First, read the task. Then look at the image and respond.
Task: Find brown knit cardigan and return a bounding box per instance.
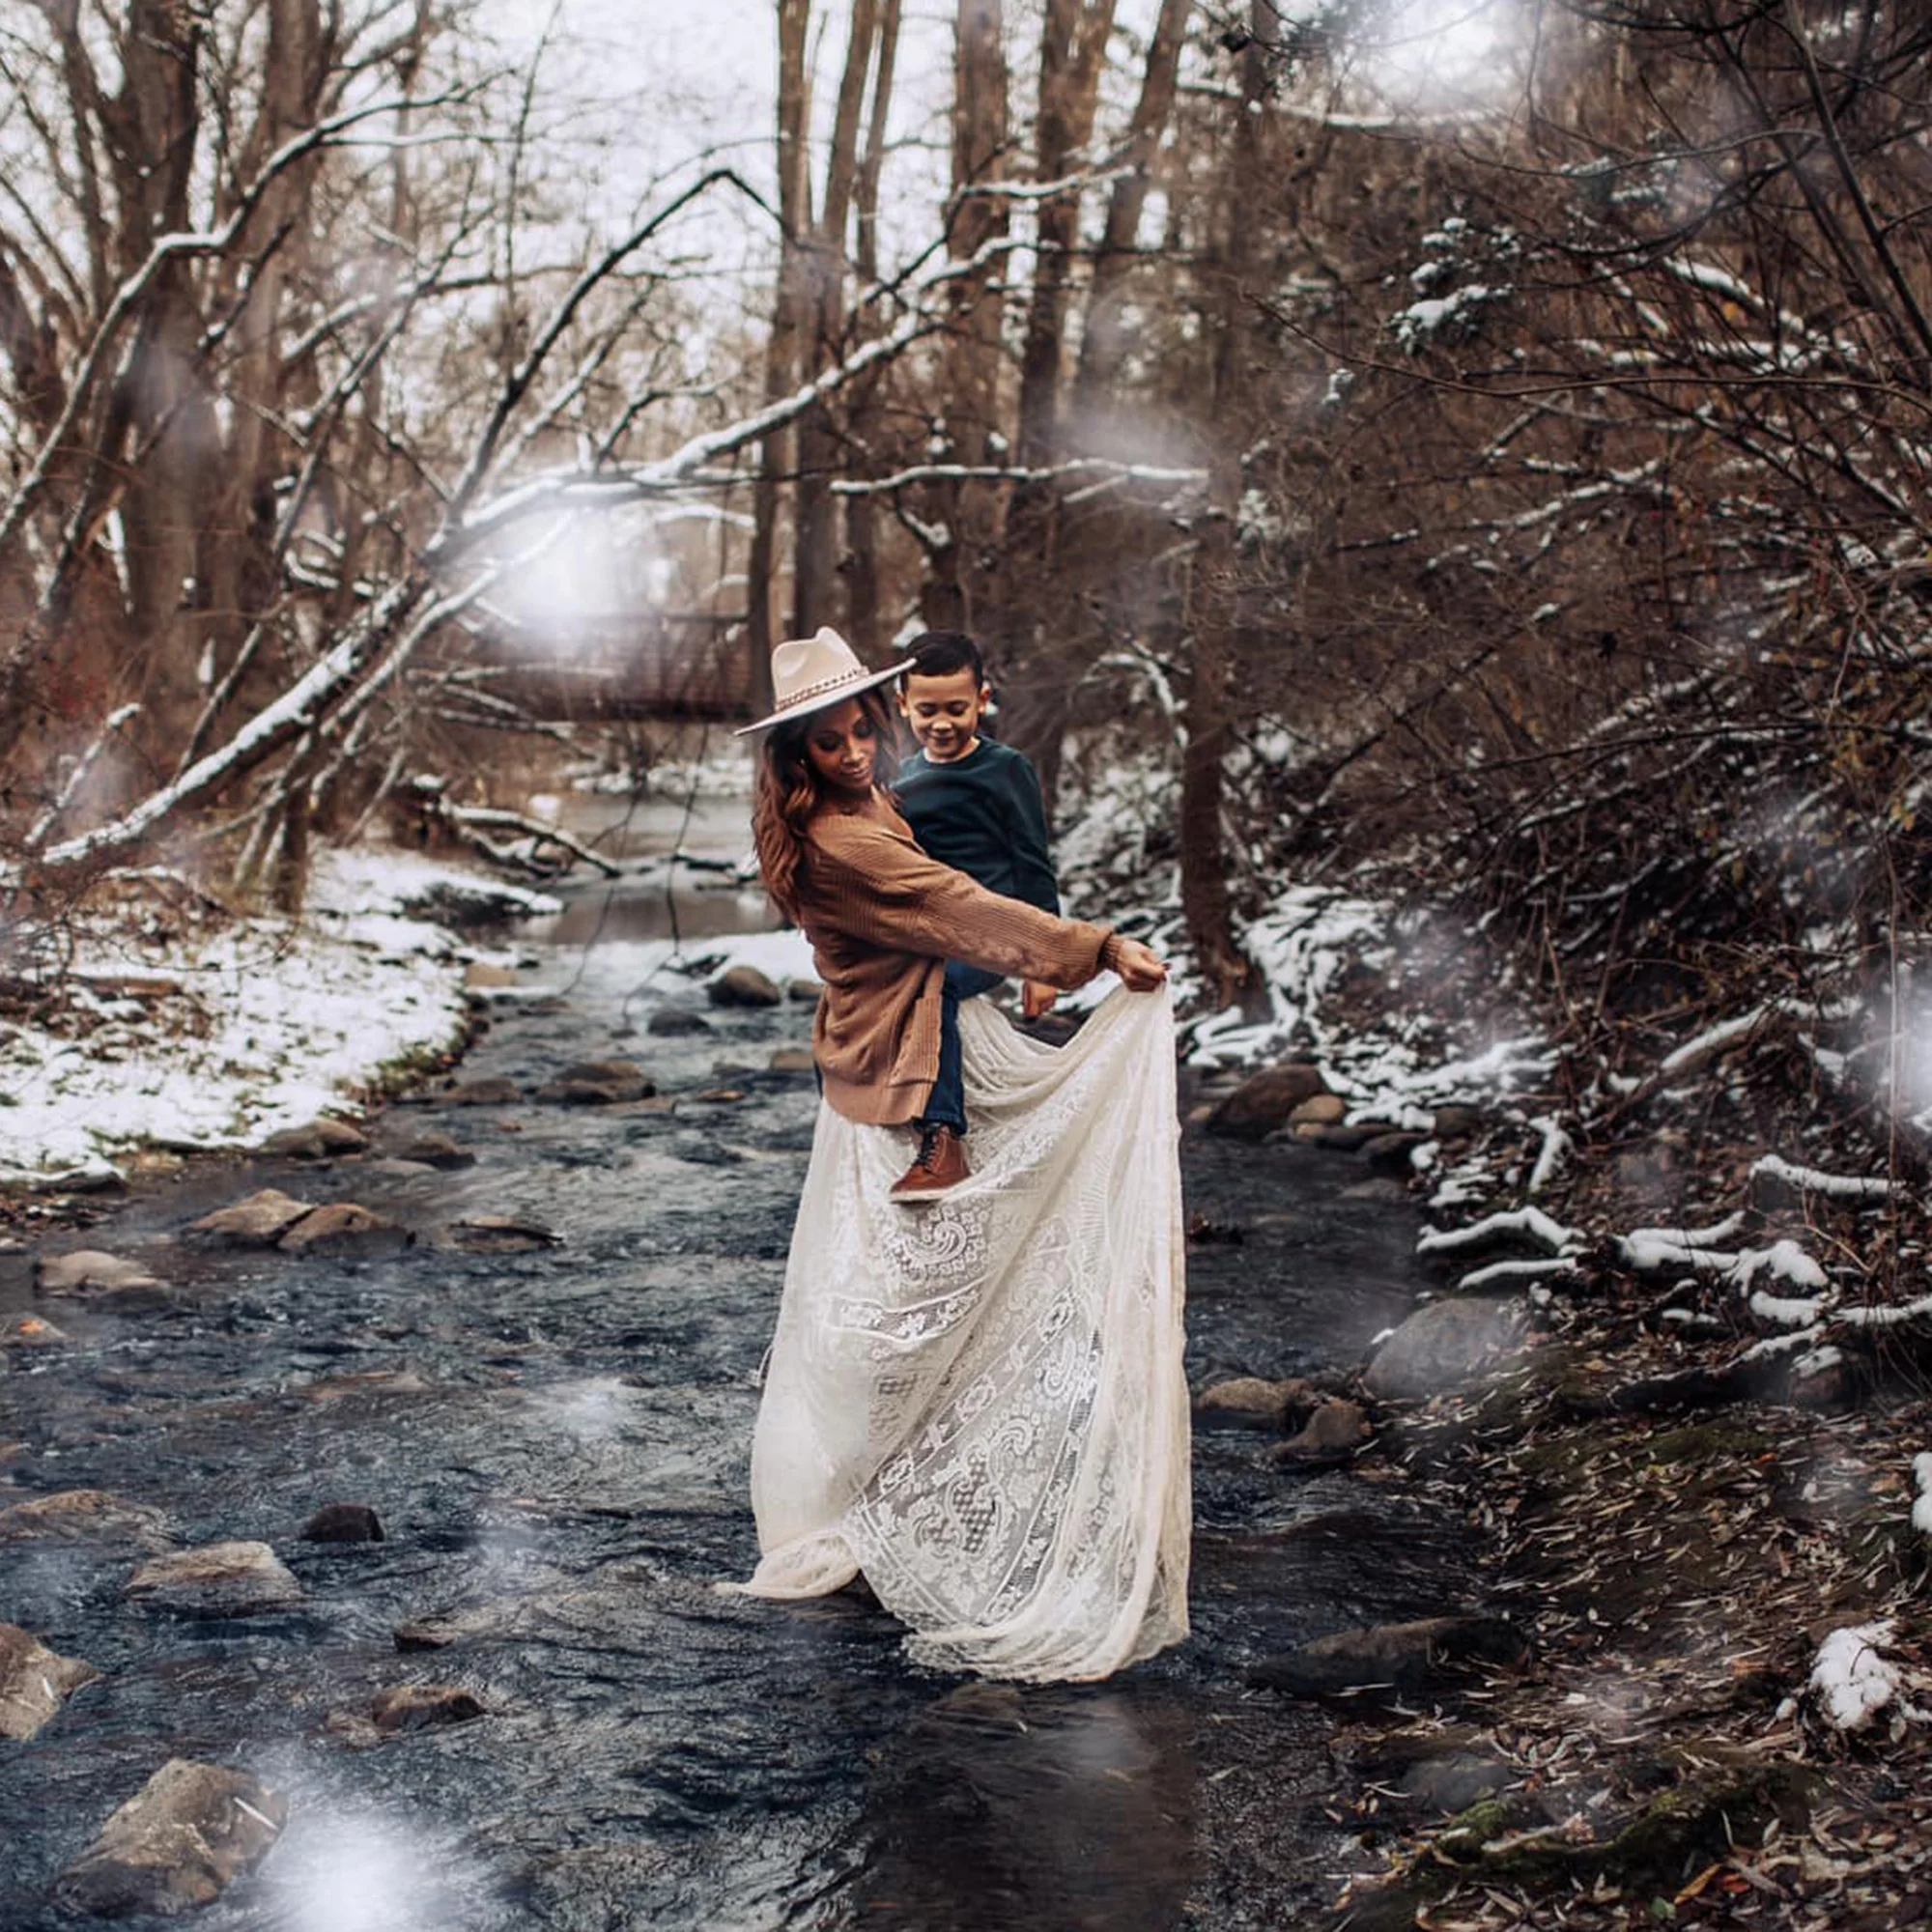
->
[790,789,1115,1126]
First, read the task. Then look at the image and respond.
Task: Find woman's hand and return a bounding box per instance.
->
[1109,936,1168,991]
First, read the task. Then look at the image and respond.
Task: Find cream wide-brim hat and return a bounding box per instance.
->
[734,626,914,735]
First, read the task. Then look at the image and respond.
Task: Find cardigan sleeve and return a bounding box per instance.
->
[809,812,1109,989]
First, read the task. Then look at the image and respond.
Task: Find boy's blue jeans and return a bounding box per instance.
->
[922,962,1004,1135]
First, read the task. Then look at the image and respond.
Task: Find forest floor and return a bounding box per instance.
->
[1286,970,1932,1932]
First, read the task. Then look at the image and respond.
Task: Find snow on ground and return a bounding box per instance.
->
[1806,1622,1907,1734]
[0,848,549,1187]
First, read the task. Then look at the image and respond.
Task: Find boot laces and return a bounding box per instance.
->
[915,1125,946,1172]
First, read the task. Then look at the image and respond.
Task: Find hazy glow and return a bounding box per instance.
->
[287,1818,454,1932]
[1351,0,1523,109]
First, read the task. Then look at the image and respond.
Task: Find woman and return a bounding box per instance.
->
[733,627,1191,1683]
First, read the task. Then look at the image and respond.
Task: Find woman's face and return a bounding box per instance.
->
[802,698,882,798]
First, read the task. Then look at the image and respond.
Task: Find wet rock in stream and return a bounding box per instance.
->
[0,1620,101,1738]
[259,1116,369,1159]
[184,1188,315,1247]
[1193,1375,1316,1427]
[55,1758,286,1918]
[276,1201,410,1256]
[1248,1612,1524,1701]
[298,1502,385,1543]
[1204,1063,1330,1139]
[126,1540,303,1617]
[0,1488,173,1551]
[707,964,781,1007]
[1362,1291,1533,1400]
[646,1005,712,1036]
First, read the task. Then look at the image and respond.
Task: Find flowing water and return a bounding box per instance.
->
[0,818,1480,1932]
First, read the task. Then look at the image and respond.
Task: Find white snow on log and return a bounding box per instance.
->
[1749,1290,1829,1327]
[1740,1326,1825,1360]
[1836,1293,1932,1329]
[1808,1622,1900,1733]
[1912,1455,1932,1537]
[1619,1229,1830,1323]
[1751,1152,1896,1200]
[1458,1257,1577,1293]
[1526,1115,1571,1196]
[1417,1206,1583,1258]
[1657,1003,1782,1078]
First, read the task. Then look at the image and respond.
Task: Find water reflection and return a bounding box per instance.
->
[850,1683,1195,1931]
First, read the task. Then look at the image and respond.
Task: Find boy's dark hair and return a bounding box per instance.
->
[902,631,984,687]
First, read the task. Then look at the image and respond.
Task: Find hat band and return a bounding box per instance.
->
[773,665,880,714]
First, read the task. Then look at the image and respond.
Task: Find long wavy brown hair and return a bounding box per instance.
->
[751,686,901,923]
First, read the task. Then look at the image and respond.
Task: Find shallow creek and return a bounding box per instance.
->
[0,844,1481,1931]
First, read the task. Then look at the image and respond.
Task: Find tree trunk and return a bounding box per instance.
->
[1181,3,1268,1009]
[921,0,1009,631]
[748,0,813,702]
[842,0,902,654]
[792,0,879,640]
[1070,0,1190,416]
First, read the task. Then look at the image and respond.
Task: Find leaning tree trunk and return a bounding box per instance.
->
[1180,3,1269,1009]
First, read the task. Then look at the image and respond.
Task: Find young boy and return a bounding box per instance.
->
[889,631,1062,1201]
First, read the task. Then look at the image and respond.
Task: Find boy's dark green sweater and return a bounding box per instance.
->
[895,739,1061,916]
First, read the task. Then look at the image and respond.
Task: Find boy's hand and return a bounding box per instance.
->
[1022,980,1059,1019]
[1110,938,1168,991]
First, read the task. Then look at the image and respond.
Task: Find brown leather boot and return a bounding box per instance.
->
[890,1124,970,1201]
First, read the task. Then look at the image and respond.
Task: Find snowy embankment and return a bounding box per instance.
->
[0,849,553,1189]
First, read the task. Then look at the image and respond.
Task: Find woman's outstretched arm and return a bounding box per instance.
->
[808,812,1165,992]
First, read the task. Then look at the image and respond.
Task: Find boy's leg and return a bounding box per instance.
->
[924,962,1003,1136]
[893,962,1001,1201]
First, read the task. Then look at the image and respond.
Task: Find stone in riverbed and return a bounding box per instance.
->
[35,1249,170,1311]
[185,1189,315,1247]
[646,1005,712,1037]
[389,1132,475,1170]
[278,1203,411,1256]
[436,1076,524,1107]
[1247,1615,1524,1700]
[55,1758,286,1918]
[709,965,781,1008]
[0,1622,100,1739]
[371,1683,487,1733]
[1273,1398,1373,1466]
[434,1214,561,1254]
[259,1117,369,1159]
[1363,1294,1531,1402]
[1193,1376,1315,1427]
[3,1312,70,1349]
[536,1059,654,1104]
[0,1489,173,1551]
[1362,1130,1430,1177]
[767,1046,816,1075]
[1205,1065,1329,1141]
[299,1503,384,1544]
[1290,1094,1348,1127]
[126,1541,302,1617]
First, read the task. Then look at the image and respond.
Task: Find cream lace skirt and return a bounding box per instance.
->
[737,984,1191,1683]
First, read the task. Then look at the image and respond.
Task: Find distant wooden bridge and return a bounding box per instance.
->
[470,611,757,724]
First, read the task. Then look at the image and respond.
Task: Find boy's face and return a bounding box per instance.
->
[899,668,990,764]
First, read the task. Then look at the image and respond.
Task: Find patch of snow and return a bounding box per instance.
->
[1808,1622,1900,1733]
[1418,1206,1582,1257]
[0,909,470,1182]
[1913,1454,1932,1537]
[1751,1152,1896,1200]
